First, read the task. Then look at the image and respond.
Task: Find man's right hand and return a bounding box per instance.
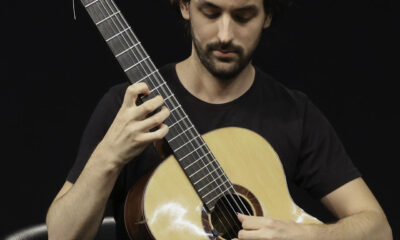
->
[95,82,170,168]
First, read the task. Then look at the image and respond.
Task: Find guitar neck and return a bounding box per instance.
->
[81,0,234,211]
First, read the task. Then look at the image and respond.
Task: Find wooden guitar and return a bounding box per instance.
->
[80,0,321,239]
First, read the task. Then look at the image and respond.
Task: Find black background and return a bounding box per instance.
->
[2,0,399,238]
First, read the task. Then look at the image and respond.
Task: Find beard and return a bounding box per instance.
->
[191,25,261,80]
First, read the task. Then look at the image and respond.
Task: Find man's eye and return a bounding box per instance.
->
[233,14,252,23]
[203,12,220,19]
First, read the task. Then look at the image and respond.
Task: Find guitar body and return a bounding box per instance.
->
[78,1,321,239]
[124,127,320,240]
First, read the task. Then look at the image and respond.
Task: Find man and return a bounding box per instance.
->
[46,0,392,239]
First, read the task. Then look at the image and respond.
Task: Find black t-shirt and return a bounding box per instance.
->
[67,63,360,239]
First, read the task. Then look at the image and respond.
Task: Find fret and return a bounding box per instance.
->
[205,187,232,205]
[115,49,148,73]
[194,166,220,185]
[198,173,227,192]
[124,68,146,85]
[174,131,197,152]
[84,0,99,8]
[191,163,224,184]
[169,115,188,129]
[106,34,136,57]
[164,95,177,110]
[121,61,150,81]
[165,95,180,111]
[140,74,157,88]
[124,56,150,72]
[168,125,194,142]
[115,42,141,58]
[149,82,166,94]
[184,152,211,170]
[188,159,219,178]
[189,161,213,178]
[135,69,158,84]
[172,133,200,155]
[164,94,174,102]
[179,143,206,161]
[170,104,187,117]
[98,17,129,38]
[96,11,121,25]
[169,104,180,113]
[81,0,235,211]
[106,27,131,42]
[202,179,231,198]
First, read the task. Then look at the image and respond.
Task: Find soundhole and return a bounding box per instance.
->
[210,193,253,239]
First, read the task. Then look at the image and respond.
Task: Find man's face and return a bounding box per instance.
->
[181,0,272,79]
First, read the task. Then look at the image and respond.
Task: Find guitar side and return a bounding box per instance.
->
[125,127,321,240]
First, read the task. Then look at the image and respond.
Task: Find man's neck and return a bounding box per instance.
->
[175,53,255,104]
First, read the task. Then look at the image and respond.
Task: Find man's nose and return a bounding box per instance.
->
[217,14,234,44]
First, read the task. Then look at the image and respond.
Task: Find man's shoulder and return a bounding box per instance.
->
[254,66,309,106]
[108,81,130,94]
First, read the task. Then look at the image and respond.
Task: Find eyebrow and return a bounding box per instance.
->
[232,5,259,15]
[197,0,259,13]
[197,1,221,11]
[232,5,259,16]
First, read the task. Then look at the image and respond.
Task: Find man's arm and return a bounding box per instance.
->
[313,177,392,240]
[46,83,170,240]
[45,150,123,240]
[234,177,392,240]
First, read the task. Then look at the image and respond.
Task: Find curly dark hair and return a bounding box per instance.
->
[169,0,293,19]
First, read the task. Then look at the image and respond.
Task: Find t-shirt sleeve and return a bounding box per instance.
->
[66,84,127,183]
[294,96,361,199]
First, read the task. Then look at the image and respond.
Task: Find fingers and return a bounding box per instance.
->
[122,82,150,108]
[238,213,273,230]
[138,106,170,131]
[134,95,165,119]
[121,82,170,143]
[236,229,264,240]
[140,123,169,143]
[234,214,287,240]
[123,82,166,120]
[133,106,170,143]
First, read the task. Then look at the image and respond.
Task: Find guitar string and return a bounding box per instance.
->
[91,2,237,237]
[91,0,248,235]
[72,0,77,20]
[114,1,253,220]
[91,0,242,232]
[96,0,249,228]
[96,1,244,232]
[98,0,251,231]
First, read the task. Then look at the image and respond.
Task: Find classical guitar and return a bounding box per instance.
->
[80,0,321,239]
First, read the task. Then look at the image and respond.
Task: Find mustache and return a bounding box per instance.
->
[206,42,243,55]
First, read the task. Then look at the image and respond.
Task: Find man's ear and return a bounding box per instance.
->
[180,0,190,20]
[263,14,273,29]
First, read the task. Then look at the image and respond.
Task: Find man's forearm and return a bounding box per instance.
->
[307,211,392,240]
[46,148,123,240]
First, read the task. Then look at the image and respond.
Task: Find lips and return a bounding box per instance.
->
[213,50,236,58]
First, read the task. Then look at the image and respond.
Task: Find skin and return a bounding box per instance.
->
[46,84,171,239]
[177,1,392,239]
[46,0,393,239]
[176,0,272,104]
[233,178,392,240]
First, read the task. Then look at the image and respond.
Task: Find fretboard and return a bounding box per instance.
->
[81,0,235,211]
